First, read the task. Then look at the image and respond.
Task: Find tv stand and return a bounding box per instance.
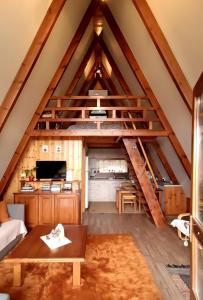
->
[14,191,81,228]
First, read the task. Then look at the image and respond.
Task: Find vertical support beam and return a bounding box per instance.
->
[0,0,67,132]
[100,1,191,178]
[131,0,192,112]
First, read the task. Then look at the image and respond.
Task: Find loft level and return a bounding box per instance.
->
[32,95,166,136]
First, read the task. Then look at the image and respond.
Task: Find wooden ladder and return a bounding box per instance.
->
[121,146,152,217]
[123,138,166,228]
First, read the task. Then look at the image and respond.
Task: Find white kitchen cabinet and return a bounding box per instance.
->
[88,180,124,202]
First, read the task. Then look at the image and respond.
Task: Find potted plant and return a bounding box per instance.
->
[24,167,36,182]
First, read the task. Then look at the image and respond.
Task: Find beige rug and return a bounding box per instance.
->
[0,235,163,300]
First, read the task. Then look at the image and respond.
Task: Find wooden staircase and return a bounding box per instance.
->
[121,143,156,219]
[122,138,166,228]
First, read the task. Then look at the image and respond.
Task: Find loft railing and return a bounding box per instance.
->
[31,95,168,137]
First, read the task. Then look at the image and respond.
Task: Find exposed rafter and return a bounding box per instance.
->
[99,0,191,178]
[131,0,193,112]
[0,0,67,132]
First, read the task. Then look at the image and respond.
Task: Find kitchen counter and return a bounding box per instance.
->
[88,179,129,202]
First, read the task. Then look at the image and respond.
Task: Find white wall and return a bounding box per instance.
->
[54,21,94,95]
[0,0,91,179]
[103,21,144,96]
[147,0,203,87]
[0,0,52,103]
[157,137,191,197]
[88,148,125,159]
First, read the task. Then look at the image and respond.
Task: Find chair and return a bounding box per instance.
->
[170,213,190,246]
[122,193,137,212]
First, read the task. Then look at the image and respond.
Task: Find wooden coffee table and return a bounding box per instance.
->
[4,225,87,287]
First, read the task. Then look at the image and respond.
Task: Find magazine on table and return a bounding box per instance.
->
[40,224,72,250]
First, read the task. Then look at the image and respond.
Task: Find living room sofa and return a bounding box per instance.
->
[0,204,27,259]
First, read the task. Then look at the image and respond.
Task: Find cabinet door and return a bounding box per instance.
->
[39,195,55,225]
[14,194,39,227]
[163,185,186,215]
[54,194,80,224]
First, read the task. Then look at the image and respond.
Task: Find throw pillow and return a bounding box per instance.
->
[0,200,10,223]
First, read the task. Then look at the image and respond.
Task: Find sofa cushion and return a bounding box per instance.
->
[0,201,10,224]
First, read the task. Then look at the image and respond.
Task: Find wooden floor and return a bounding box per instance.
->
[82,211,190,300]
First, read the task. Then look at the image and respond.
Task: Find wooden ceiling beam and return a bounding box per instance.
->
[0,0,98,196]
[0,0,67,132]
[100,1,191,178]
[131,0,192,112]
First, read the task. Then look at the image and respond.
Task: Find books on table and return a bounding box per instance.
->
[21,184,35,192]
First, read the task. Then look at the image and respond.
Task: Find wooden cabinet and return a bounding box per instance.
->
[14,193,39,227]
[39,194,55,225]
[55,194,80,224]
[163,185,186,215]
[14,191,80,227]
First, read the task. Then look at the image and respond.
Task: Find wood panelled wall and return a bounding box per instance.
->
[3,138,83,203]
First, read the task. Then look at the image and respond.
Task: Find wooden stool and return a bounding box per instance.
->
[122,194,137,212]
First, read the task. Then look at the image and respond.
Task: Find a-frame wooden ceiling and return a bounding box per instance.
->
[0,0,192,196]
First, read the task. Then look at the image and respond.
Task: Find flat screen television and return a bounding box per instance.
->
[36,160,66,180]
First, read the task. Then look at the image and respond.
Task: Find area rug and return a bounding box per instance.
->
[0,235,162,300]
[166,264,190,299]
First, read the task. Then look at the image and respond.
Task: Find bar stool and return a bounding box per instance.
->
[122,193,137,212]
